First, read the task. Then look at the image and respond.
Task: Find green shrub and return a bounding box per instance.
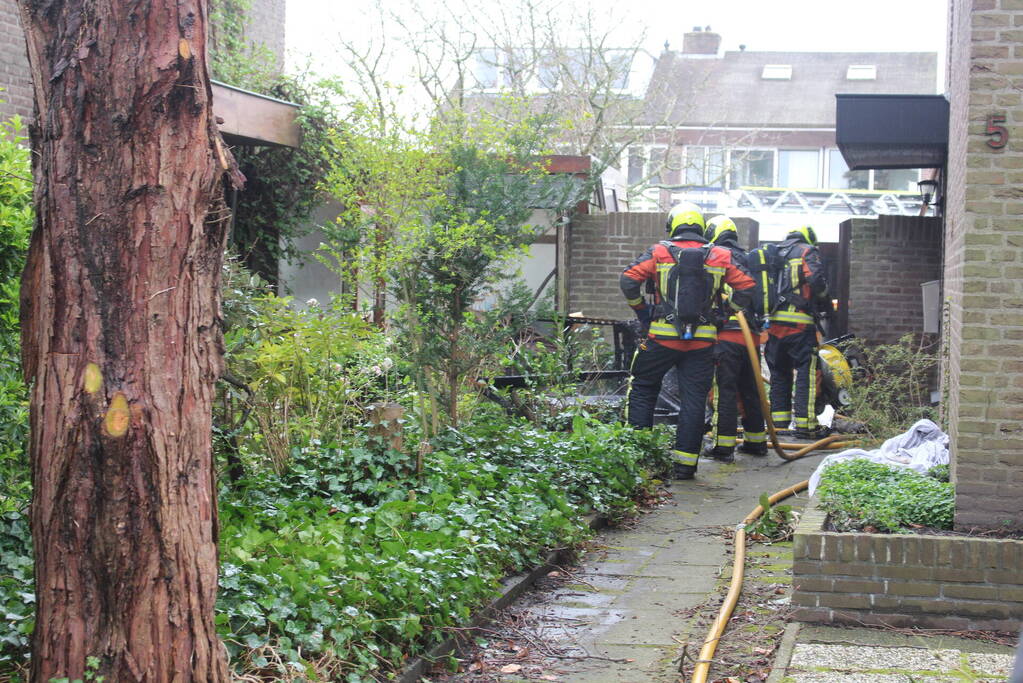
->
[843,334,937,440]
[0,113,31,509]
[0,112,33,676]
[216,411,668,680]
[817,459,953,533]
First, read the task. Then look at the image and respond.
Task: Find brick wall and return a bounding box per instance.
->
[567,213,757,319]
[242,0,286,73]
[944,0,1023,530]
[0,0,32,121]
[792,502,1023,630]
[846,216,943,344]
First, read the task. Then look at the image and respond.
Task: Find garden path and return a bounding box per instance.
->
[444,449,825,682]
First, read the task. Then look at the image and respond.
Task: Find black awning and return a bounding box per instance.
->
[836,94,949,170]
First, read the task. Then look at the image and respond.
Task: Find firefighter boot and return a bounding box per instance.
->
[794,425,832,441]
[705,446,735,463]
[672,463,697,480]
[738,441,769,456]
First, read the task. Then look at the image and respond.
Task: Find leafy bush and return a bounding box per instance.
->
[217,267,397,471]
[0,113,31,509]
[0,112,33,676]
[0,511,32,675]
[817,459,953,533]
[216,411,668,680]
[843,334,937,440]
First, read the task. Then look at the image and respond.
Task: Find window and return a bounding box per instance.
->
[873,168,920,192]
[685,146,725,187]
[663,149,683,186]
[729,150,775,188]
[846,65,877,80]
[501,48,530,89]
[648,147,666,185]
[473,48,499,89]
[827,149,868,189]
[779,150,820,189]
[606,50,632,90]
[627,147,646,185]
[761,64,792,80]
[826,150,919,191]
[537,52,560,90]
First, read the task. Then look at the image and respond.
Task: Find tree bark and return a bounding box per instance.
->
[16,1,240,680]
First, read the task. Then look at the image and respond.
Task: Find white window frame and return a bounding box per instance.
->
[777,148,824,189]
[761,64,793,80]
[846,65,877,80]
[725,147,777,190]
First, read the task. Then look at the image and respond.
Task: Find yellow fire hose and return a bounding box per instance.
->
[688,312,867,682]
[689,479,809,683]
[735,311,859,460]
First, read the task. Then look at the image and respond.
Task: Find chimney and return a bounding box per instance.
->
[682,30,721,55]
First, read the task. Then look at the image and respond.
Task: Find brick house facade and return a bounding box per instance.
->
[945,0,1023,529]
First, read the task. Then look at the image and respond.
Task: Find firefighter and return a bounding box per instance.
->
[766,225,830,440]
[620,202,755,479]
[702,216,768,462]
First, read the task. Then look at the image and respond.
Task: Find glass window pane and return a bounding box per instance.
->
[628,147,645,185]
[538,51,560,90]
[685,146,706,185]
[474,48,499,89]
[730,150,775,188]
[779,150,819,188]
[607,50,631,90]
[828,150,869,189]
[664,149,682,186]
[648,147,666,185]
[707,147,726,187]
[502,48,529,89]
[873,168,920,192]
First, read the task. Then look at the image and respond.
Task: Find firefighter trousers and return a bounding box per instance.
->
[712,339,767,449]
[626,340,714,468]
[765,326,818,430]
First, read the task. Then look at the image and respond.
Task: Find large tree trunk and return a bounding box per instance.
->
[17,1,240,680]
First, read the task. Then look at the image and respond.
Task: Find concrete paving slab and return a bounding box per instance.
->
[965,652,1016,676]
[558,643,679,683]
[784,673,949,682]
[789,644,960,672]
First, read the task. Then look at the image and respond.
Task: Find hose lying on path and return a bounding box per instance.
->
[689,479,810,683]
[735,311,861,461]
[687,314,867,681]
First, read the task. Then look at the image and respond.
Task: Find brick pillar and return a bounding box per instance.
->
[945,0,1023,529]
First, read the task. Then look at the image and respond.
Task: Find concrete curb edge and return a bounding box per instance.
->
[765,621,802,683]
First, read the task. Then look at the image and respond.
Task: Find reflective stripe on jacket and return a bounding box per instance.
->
[770,241,827,326]
[620,237,755,342]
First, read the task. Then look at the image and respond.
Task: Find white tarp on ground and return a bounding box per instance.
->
[807,419,950,496]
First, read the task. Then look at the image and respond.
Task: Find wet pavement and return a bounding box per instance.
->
[442,449,826,682]
[432,443,1020,683]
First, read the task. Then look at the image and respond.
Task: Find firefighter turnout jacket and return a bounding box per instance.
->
[765,236,829,432]
[619,235,756,350]
[769,237,828,327]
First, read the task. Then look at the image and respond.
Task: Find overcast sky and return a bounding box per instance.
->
[286,0,949,91]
